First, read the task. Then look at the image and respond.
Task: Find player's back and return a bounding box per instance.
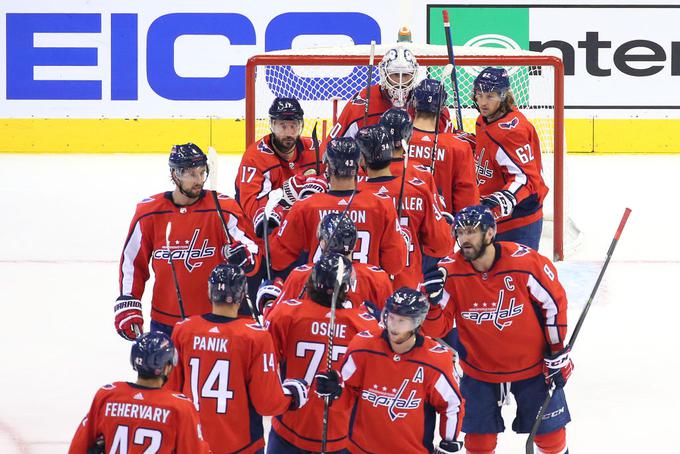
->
[274,263,392,312]
[272,189,406,275]
[68,381,209,454]
[168,314,291,453]
[267,298,379,452]
[341,332,461,454]
[408,128,479,213]
[358,166,452,288]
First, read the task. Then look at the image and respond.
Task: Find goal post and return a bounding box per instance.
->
[245,45,567,261]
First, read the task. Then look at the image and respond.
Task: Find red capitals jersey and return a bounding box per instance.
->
[341,331,464,454]
[269,189,407,276]
[166,314,293,454]
[275,262,393,311]
[408,128,480,214]
[422,242,568,383]
[119,191,259,326]
[358,167,452,289]
[325,85,451,143]
[266,298,379,452]
[236,134,319,221]
[69,381,210,454]
[474,108,549,233]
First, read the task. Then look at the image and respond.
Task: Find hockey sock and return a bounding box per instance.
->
[534,427,567,454]
[464,433,497,454]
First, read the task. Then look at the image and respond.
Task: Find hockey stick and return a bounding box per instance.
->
[262,188,284,281]
[396,138,410,220]
[442,10,463,132]
[312,122,321,175]
[362,41,376,127]
[525,208,632,454]
[321,256,346,454]
[165,222,187,319]
[211,191,263,325]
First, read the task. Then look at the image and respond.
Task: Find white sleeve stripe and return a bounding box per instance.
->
[440,290,451,310]
[227,213,259,254]
[434,374,462,440]
[527,274,560,344]
[495,146,527,194]
[256,171,272,200]
[121,222,143,295]
[341,355,357,381]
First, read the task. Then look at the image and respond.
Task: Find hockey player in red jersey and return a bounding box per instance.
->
[316,287,464,454]
[355,123,452,288]
[264,137,408,276]
[409,78,479,215]
[472,68,549,250]
[258,213,392,317]
[266,253,380,453]
[236,97,324,223]
[116,143,259,339]
[326,46,451,143]
[69,331,211,453]
[421,205,572,454]
[166,264,309,454]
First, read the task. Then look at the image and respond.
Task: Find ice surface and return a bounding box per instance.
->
[0,153,677,453]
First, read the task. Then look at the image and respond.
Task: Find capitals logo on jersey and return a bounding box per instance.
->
[499,117,520,130]
[474,148,494,184]
[460,289,524,331]
[361,378,423,421]
[152,228,216,272]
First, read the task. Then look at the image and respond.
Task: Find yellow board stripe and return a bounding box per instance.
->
[0,118,677,153]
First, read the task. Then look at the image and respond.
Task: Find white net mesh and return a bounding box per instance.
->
[248,44,580,259]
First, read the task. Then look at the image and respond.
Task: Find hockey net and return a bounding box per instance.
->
[245,44,581,261]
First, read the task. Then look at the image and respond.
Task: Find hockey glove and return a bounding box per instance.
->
[87,435,105,454]
[543,346,574,389]
[315,370,344,401]
[114,295,143,341]
[253,205,284,239]
[298,175,328,200]
[434,439,464,454]
[223,241,256,273]
[256,278,284,316]
[280,174,307,208]
[362,300,381,321]
[481,190,516,220]
[422,266,447,305]
[282,378,309,410]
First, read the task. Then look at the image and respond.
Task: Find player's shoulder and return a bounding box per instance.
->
[438,255,463,272]
[243,136,279,164]
[213,191,239,210]
[349,329,380,348]
[354,262,387,275]
[134,192,171,213]
[497,241,554,270]
[414,338,455,370]
[93,381,125,399]
[291,264,313,275]
[488,109,533,139]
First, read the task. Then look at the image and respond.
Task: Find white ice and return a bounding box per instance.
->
[0,153,677,453]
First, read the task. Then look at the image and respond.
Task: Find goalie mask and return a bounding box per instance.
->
[379,46,419,108]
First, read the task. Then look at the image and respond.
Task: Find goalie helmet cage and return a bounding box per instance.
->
[245,44,568,261]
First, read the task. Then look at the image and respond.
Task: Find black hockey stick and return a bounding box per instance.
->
[211,190,263,325]
[430,77,448,177]
[321,256,346,454]
[442,10,463,132]
[396,138,410,220]
[525,208,631,454]
[261,188,283,281]
[362,41,376,127]
[165,222,187,319]
[312,122,321,175]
